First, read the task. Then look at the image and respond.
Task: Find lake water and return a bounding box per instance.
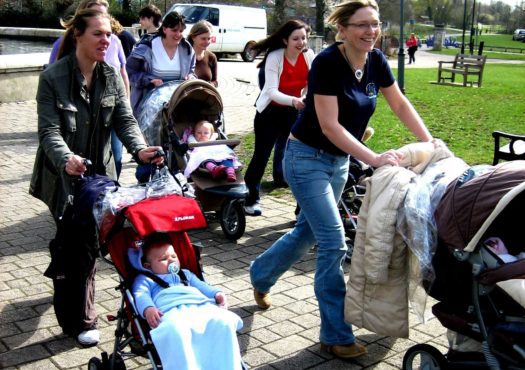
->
[0,37,54,55]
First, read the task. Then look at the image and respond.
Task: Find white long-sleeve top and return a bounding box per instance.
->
[255,48,315,113]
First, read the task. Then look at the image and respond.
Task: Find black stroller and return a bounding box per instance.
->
[402,160,525,370]
[338,127,375,262]
[137,80,249,240]
[339,157,373,262]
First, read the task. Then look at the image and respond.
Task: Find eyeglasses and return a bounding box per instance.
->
[345,22,382,31]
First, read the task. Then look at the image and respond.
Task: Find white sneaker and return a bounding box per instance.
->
[244,202,262,216]
[77,329,100,346]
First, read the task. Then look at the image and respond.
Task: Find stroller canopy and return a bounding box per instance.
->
[435,160,525,253]
[137,80,223,146]
[166,79,223,137]
[137,80,184,146]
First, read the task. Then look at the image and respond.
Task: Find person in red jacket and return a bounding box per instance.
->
[406,33,418,64]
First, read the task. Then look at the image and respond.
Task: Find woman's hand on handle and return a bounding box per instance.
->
[138,146,165,166]
[371,149,404,167]
[150,79,163,87]
[64,155,88,176]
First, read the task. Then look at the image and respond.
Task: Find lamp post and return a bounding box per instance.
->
[397,0,405,92]
[461,0,468,54]
[469,0,476,54]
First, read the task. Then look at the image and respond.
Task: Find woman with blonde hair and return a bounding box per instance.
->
[188,20,218,87]
[250,0,438,359]
[49,0,131,179]
[32,8,163,346]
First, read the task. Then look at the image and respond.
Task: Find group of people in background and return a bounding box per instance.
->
[31,0,441,364]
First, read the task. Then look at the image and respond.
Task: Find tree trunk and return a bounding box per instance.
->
[273,0,286,32]
[315,0,325,35]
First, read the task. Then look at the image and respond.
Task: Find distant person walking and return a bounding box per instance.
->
[112,17,136,58]
[406,33,418,64]
[138,4,162,40]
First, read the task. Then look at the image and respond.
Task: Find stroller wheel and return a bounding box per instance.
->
[402,344,447,370]
[219,200,246,240]
[109,353,126,370]
[88,357,104,370]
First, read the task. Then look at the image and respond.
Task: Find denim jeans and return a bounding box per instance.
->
[250,139,355,345]
[244,105,297,205]
[111,130,123,179]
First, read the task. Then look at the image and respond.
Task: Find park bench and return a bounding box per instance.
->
[492,131,525,164]
[437,54,487,87]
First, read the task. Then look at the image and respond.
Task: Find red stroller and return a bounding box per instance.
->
[403,160,525,370]
[88,193,208,370]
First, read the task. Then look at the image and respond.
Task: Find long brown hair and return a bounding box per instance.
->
[254,19,310,68]
[188,20,213,46]
[57,9,110,60]
[56,0,110,61]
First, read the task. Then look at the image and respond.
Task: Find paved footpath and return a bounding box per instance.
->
[0,57,451,369]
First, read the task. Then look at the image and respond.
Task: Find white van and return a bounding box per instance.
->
[167,3,267,62]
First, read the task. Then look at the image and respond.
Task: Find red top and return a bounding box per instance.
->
[272,52,308,106]
[406,36,418,48]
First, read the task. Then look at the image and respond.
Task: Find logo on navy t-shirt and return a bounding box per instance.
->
[366,83,377,99]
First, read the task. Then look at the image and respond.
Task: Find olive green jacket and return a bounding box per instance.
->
[29,53,147,219]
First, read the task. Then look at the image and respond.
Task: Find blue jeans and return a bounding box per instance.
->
[111,130,123,179]
[250,139,354,345]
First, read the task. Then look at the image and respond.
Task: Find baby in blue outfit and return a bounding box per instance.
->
[129,232,244,370]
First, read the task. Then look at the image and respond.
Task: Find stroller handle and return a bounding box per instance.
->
[188,139,240,149]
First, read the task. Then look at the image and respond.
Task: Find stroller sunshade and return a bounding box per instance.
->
[124,194,207,237]
[435,160,525,252]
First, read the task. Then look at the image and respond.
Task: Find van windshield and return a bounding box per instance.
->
[171,5,219,26]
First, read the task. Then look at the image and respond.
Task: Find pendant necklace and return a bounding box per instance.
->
[343,45,365,81]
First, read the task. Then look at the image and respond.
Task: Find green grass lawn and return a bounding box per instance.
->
[371,64,525,165]
[476,34,525,48]
[237,63,525,191]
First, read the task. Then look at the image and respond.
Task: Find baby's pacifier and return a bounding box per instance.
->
[168,261,180,274]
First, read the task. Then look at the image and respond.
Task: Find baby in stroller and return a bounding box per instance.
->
[128,232,244,370]
[183,119,242,182]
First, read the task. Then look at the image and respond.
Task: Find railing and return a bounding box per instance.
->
[475,45,525,54]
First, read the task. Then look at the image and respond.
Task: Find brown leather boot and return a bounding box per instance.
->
[320,342,367,359]
[253,289,271,309]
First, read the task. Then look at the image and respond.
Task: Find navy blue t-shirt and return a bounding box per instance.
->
[291,43,395,156]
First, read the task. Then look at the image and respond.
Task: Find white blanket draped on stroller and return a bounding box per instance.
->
[184,144,241,178]
[151,286,244,370]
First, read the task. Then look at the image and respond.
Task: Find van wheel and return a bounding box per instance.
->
[219,200,246,240]
[241,42,257,62]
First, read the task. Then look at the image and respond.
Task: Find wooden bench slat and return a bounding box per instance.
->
[437,54,487,87]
